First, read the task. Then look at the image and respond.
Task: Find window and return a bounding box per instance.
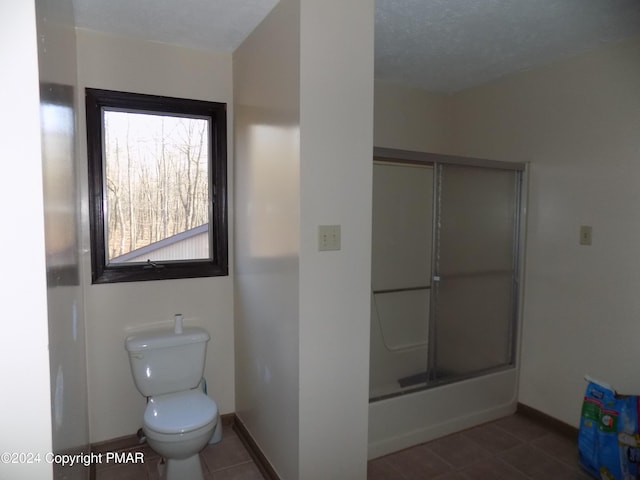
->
[86,88,228,283]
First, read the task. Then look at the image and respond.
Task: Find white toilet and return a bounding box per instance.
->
[125,326,218,480]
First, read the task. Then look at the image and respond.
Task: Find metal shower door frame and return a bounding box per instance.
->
[373,147,526,391]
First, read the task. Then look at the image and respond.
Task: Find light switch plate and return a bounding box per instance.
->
[318,225,341,251]
[579,225,592,246]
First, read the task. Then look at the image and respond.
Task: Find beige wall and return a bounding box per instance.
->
[0,2,54,479]
[234,0,300,478]
[374,81,451,153]
[76,29,235,443]
[235,1,374,478]
[449,36,640,426]
[298,0,374,477]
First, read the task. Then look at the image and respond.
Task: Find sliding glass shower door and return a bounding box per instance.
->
[429,163,521,384]
[370,161,433,399]
[369,154,523,401]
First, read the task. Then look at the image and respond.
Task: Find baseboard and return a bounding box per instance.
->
[89,413,279,480]
[233,415,281,480]
[89,413,236,480]
[516,402,578,439]
[90,413,236,453]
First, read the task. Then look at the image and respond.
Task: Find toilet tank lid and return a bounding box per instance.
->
[125,327,209,353]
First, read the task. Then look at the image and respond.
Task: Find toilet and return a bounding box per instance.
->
[125,326,218,480]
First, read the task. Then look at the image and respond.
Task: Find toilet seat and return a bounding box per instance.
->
[144,389,218,435]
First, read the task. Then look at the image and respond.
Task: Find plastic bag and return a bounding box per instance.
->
[578,376,640,479]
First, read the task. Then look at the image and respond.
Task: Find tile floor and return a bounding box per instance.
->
[368,413,590,480]
[95,413,589,480]
[95,427,263,480]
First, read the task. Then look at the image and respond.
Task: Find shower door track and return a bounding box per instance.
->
[373,147,526,171]
[368,363,516,403]
[373,285,431,295]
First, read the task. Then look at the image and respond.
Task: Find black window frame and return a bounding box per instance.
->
[85,88,228,284]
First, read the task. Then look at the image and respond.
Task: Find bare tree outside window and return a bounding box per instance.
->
[86,88,227,284]
[104,111,210,263]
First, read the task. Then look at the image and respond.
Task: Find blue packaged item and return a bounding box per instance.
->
[578,376,640,479]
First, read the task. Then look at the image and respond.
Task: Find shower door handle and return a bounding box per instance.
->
[433,275,441,283]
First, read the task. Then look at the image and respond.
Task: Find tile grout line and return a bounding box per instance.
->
[207,459,256,474]
[367,413,587,480]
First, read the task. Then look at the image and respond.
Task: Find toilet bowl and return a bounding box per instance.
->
[144,391,217,480]
[125,327,218,480]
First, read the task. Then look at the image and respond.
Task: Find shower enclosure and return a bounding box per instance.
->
[368,147,526,457]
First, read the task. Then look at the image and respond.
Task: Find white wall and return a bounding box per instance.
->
[0,2,53,479]
[449,36,640,426]
[234,0,300,478]
[235,1,374,478]
[37,2,90,479]
[76,29,236,443]
[298,1,374,478]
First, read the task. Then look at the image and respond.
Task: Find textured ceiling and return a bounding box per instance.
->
[72,0,640,93]
[72,0,280,52]
[376,0,640,92]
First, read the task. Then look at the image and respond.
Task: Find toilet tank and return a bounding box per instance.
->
[125,327,210,397]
